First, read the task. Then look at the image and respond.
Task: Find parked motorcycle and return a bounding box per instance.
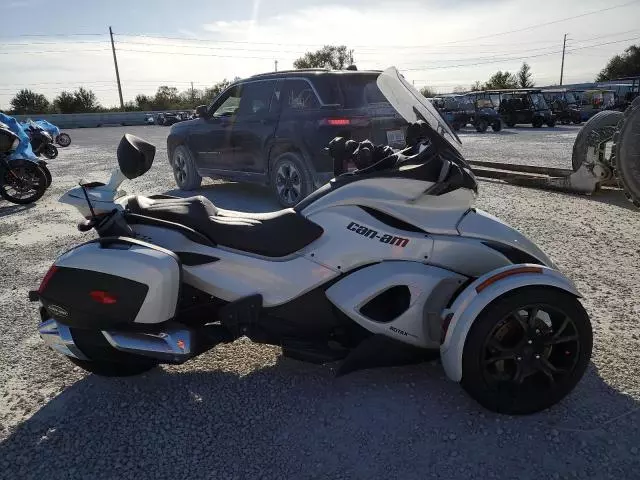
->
[0,122,48,204]
[22,120,71,148]
[24,121,58,160]
[30,67,592,414]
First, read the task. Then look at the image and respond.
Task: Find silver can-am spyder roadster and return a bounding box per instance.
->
[31,67,592,414]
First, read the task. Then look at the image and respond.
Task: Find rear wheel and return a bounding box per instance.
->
[546,118,557,127]
[171,145,202,190]
[571,110,623,171]
[56,133,71,147]
[491,120,502,132]
[475,119,488,133]
[505,116,516,128]
[270,152,312,208]
[532,117,543,128]
[461,287,592,414]
[0,160,48,204]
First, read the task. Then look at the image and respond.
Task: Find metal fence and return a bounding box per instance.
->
[12,110,185,129]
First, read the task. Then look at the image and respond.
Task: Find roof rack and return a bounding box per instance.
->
[250,68,329,78]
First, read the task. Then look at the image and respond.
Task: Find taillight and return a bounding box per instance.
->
[38,265,58,294]
[319,118,351,126]
[89,290,118,304]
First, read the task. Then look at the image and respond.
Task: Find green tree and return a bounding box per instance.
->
[53,91,76,113]
[203,79,232,103]
[596,44,640,81]
[10,89,50,114]
[419,86,437,98]
[135,94,154,111]
[517,62,535,88]
[484,71,518,90]
[293,45,351,69]
[73,87,99,112]
[470,81,485,91]
[153,86,180,110]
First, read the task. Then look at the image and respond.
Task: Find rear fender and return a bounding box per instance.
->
[440,264,581,382]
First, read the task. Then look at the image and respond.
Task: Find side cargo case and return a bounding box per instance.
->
[37,239,181,329]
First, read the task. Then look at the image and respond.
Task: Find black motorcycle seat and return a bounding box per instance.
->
[126,195,324,257]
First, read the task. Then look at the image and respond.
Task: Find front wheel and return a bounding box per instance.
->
[270,152,312,208]
[171,145,202,190]
[38,160,52,188]
[0,160,48,204]
[546,118,557,127]
[491,120,502,132]
[43,144,58,159]
[56,133,71,147]
[532,117,544,128]
[461,287,592,415]
[475,119,488,133]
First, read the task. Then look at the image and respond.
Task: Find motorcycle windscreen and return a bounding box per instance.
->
[376,67,462,152]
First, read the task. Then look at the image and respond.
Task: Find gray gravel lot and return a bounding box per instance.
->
[0,125,639,480]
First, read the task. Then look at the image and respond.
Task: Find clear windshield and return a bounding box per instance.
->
[529,93,548,110]
[376,67,461,150]
[565,92,577,104]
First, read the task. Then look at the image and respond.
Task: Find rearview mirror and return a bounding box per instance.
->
[195,105,209,118]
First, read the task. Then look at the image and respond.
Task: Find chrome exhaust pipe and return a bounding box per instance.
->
[38,319,195,363]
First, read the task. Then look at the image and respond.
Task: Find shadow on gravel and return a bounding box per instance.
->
[0,203,35,218]
[165,182,281,212]
[1,358,638,479]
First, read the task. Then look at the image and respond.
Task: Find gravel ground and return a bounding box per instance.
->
[0,125,639,480]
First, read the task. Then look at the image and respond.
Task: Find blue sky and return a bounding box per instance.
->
[2,0,640,108]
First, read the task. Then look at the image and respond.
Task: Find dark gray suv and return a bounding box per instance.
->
[167,68,406,207]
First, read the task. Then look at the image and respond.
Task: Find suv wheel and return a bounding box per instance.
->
[532,117,544,128]
[270,152,311,208]
[172,145,202,190]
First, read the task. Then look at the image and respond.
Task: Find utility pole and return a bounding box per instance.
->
[274,60,278,72]
[560,33,567,86]
[190,81,195,103]
[109,26,124,109]
[349,49,354,65]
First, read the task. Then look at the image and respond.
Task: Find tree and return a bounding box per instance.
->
[203,79,231,103]
[596,44,640,81]
[53,91,77,113]
[293,45,351,69]
[153,86,180,110]
[10,89,50,114]
[135,94,154,111]
[53,87,100,113]
[73,87,99,112]
[470,81,485,91]
[517,62,534,88]
[484,71,518,90]
[419,86,437,98]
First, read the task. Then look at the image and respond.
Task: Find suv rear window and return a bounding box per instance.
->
[339,74,387,108]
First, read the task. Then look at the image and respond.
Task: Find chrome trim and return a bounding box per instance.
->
[102,326,193,362]
[38,319,89,360]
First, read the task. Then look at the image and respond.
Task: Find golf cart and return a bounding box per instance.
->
[491,89,556,128]
[431,95,472,131]
[577,89,616,121]
[465,92,502,132]
[542,89,582,125]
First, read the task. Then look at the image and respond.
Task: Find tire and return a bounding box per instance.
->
[42,144,58,159]
[56,133,71,147]
[0,160,48,204]
[461,287,592,415]
[270,151,312,208]
[38,160,52,188]
[475,120,488,133]
[571,110,624,171]
[532,117,543,128]
[171,145,202,190]
[613,96,640,207]
[491,121,502,132]
[504,116,516,128]
[546,118,557,127]
[68,357,158,377]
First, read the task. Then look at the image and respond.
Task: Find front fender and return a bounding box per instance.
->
[440,264,581,382]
